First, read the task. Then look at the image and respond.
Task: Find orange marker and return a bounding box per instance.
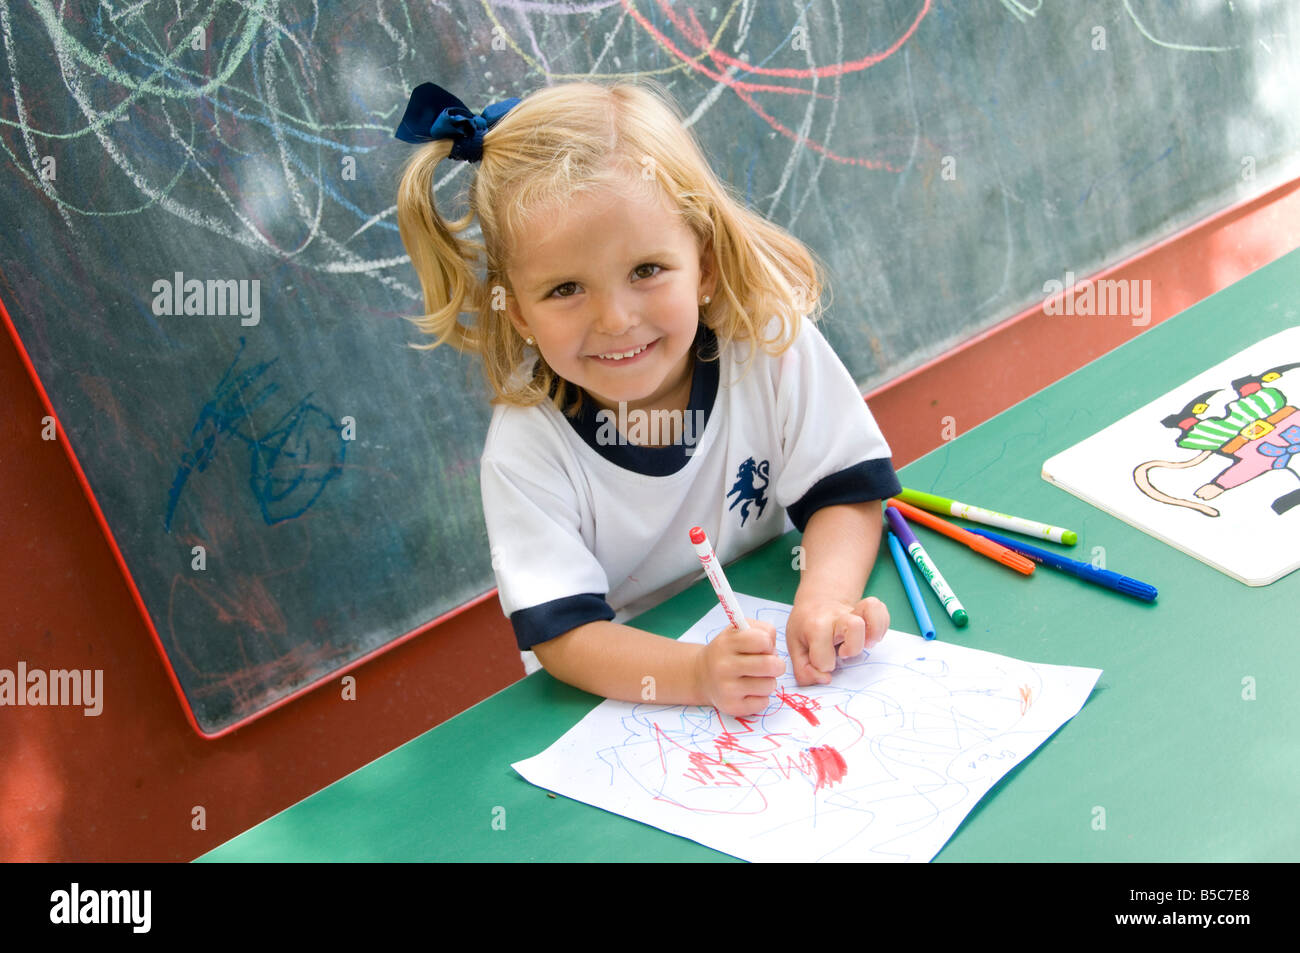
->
[887,499,1035,576]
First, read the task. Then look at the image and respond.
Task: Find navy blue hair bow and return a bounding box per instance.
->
[393,82,521,163]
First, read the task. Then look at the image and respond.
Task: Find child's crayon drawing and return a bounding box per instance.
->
[514,595,1102,863]
[1044,327,1300,586]
[1134,360,1300,518]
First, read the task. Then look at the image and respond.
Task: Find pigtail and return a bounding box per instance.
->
[397,142,485,354]
[719,197,831,355]
[476,258,535,405]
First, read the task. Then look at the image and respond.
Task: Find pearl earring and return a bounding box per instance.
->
[701,295,711,306]
[525,336,535,346]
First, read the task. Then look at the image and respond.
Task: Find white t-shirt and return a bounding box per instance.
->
[479,319,900,671]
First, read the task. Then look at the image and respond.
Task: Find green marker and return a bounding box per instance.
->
[884,505,969,628]
[897,487,1079,546]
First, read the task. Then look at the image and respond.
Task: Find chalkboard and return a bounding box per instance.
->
[2,1,1297,736]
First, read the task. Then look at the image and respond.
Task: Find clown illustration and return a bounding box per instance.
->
[1134,362,1300,516]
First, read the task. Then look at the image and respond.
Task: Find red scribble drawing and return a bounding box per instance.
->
[528,602,1097,863]
[808,746,848,790]
[776,687,821,725]
[646,699,863,813]
[651,718,772,813]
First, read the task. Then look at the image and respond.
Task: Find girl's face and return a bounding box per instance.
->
[504,182,716,419]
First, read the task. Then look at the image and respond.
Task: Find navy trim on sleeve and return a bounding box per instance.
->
[785,458,903,532]
[510,593,617,651]
[561,327,720,476]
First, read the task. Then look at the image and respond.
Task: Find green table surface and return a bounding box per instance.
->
[198,249,1300,862]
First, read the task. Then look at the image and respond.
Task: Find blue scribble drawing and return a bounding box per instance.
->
[595,605,1045,859]
[164,338,345,530]
[516,598,1101,863]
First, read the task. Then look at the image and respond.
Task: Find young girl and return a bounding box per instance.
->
[395,79,901,716]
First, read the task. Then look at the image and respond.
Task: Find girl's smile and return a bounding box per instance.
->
[585,338,657,364]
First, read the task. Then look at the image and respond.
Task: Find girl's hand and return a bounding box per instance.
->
[786,596,889,686]
[694,619,784,716]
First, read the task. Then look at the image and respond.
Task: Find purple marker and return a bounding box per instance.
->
[884,505,969,627]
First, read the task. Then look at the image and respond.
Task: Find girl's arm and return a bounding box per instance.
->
[533,617,784,715]
[536,503,888,701]
[786,501,891,684]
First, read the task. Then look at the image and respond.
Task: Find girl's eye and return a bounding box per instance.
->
[547,264,661,298]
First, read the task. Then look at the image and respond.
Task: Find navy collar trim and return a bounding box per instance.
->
[564,327,720,476]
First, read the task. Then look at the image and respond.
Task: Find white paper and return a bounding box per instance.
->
[513,594,1102,863]
[1043,327,1300,586]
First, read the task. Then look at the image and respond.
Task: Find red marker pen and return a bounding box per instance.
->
[690,526,747,630]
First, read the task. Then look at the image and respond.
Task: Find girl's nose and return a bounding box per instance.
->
[592,294,637,335]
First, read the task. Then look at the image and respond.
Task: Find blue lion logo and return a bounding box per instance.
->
[727,457,770,526]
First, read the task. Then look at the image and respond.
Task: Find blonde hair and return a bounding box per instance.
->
[397,77,831,413]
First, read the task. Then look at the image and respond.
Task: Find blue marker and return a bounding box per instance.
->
[886,530,936,639]
[968,529,1158,603]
